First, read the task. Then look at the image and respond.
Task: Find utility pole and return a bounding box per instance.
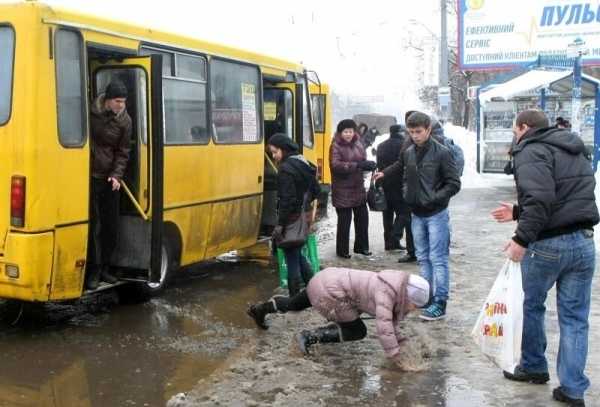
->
[438,0,451,121]
[568,37,587,137]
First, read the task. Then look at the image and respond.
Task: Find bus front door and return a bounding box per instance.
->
[90,55,164,285]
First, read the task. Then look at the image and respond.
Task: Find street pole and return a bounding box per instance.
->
[572,50,583,136]
[439,0,450,121]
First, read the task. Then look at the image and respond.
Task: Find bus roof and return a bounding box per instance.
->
[13,1,306,75]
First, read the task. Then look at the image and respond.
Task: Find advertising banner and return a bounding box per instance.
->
[458,0,600,70]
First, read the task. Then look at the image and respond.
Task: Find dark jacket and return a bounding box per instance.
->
[90,95,132,180]
[376,129,406,209]
[384,137,461,217]
[277,154,320,226]
[330,133,367,208]
[511,127,599,247]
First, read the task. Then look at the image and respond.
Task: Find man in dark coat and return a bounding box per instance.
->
[86,81,132,290]
[376,124,415,261]
[492,110,598,406]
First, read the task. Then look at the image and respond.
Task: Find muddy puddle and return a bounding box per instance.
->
[0,260,277,407]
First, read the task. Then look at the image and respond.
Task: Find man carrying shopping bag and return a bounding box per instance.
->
[491,110,599,407]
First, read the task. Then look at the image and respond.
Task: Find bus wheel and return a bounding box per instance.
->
[118,241,177,303]
[0,300,24,326]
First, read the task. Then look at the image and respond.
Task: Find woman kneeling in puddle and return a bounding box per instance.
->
[247,267,429,366]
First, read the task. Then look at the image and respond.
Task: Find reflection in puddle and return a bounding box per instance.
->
[0,260,277,407]
[359,366,382,398]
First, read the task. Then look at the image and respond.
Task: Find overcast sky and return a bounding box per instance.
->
[6,0,445,116]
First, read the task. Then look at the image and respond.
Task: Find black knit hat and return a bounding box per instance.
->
[389,124,405,134]
[336,119,358,133]
[268,133,299,153]
[105,81,128,100]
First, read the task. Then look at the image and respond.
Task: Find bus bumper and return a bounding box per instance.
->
[0,231,54,301]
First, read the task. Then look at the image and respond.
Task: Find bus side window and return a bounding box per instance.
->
[55,30,85,147]
[210,59,261,144]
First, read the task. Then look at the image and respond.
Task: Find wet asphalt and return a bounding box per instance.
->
[1,181,599,407]
[0,260,278,407]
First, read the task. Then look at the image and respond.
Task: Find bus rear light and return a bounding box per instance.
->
[5,264,19,279]
[317,159,323,181]
[10,175,25,227]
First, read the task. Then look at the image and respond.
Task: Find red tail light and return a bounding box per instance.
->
[10,175,25,227]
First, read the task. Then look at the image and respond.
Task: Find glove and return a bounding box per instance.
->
[358,160,377,171]
[272,225,284,242]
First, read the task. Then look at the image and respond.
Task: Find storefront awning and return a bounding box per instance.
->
[479,69,570,105]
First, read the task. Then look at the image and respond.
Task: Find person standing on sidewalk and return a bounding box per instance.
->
[268,134,320,296]
[491,109,598,407]
[86,81,132,290]
[374,111,460,321]
[376,124,416,262]
[330,119,377,258]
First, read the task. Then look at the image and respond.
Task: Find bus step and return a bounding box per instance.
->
[83,280,127,295]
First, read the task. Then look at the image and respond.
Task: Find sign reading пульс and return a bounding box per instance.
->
[458,0,600,70]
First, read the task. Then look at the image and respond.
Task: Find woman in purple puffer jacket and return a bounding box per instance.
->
[330,119,377,258]
[247,267,429,365]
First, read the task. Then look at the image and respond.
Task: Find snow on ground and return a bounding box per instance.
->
[365,124,513,190]
[443,123,513,189]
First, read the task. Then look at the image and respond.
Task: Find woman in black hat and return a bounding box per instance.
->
[329,119,377,258]
[267,134,321,295]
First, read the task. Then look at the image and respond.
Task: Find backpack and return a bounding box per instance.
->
[432,128,465,177]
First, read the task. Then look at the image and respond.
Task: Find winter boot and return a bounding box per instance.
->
[85,267,101,290]
[100,266,119,284]
[246,299,277,330]
[297,324,341,355]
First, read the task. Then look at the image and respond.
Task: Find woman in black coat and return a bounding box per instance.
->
[268,134,321,295]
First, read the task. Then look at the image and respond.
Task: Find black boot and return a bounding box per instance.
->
[85,267,101,290]
[247,299,276,330]
[100,267,118,284]
[297,324,341,354]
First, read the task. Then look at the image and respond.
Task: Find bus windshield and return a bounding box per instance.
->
[0,26,14,125]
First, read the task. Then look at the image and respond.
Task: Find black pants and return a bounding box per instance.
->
[335,204,369,255]
[383,210,414,256]
[283,246,313,296]
[274,291,368,341]
[88,177,120,271]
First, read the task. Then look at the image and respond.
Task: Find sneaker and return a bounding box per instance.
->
[553,387,585,406]
[503,365,550,384]
[419,301,446,321]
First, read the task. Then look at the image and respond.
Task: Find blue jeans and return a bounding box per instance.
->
[283,245,313,296]
[411,209,450,303]
[520,231,595,399]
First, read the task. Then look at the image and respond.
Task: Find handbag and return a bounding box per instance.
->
[277,192,314,248]
[367,174,387,211]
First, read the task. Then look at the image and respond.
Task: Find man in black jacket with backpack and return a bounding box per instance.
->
[492,109,598,407]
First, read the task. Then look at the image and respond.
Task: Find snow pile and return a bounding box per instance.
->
[444,123,497,189]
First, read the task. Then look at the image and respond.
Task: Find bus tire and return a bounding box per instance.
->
[118,240,177,303]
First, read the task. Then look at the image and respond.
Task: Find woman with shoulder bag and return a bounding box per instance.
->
[268,134,321,296]
[330,119,377,258]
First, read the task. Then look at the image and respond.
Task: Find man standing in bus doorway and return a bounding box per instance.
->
[86,81,132,290]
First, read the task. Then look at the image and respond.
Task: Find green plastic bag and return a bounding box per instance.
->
[277,233,320,289]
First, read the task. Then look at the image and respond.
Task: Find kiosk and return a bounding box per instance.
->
[476,68,600,173]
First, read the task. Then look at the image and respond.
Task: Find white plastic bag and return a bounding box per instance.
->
[471,259,524,373]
